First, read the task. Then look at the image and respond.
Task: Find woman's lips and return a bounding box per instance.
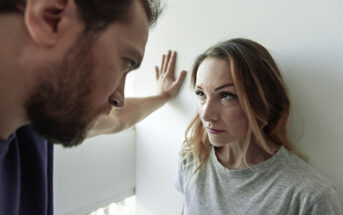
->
[207,128,226,134]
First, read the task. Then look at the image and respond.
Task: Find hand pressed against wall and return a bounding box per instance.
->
[155,50,187,99]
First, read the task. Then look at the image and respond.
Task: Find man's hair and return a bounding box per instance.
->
[0,0,162,31]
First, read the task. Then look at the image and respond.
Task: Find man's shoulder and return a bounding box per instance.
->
[16,124,47,142]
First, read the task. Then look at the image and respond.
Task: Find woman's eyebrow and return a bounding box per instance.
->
[195,83,234,90]
[215,83,234,91]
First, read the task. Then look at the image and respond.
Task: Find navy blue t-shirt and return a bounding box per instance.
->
[0,125,54,215]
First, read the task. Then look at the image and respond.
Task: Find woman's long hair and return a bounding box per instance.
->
[182,38,306,174]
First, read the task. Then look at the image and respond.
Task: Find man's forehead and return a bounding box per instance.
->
[122,0,149,56]
[100,0,148,59]
[120,25,148,64]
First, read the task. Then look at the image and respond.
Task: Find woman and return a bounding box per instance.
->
[175,38,342,214]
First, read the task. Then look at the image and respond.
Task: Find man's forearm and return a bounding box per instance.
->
[87,94,171,138]
[115,94,170,131]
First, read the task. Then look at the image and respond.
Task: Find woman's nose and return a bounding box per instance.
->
[201,100,218,122]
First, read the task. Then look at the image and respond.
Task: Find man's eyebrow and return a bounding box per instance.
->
[195,83,234,91]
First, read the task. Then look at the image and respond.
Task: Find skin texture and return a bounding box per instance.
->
[196,57,271,170]
[0,0,186,146]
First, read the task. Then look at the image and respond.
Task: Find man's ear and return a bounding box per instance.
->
[24,0,75,47]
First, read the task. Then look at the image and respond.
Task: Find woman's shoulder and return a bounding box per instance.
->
[178,151,197,173]
[274,147,336,197]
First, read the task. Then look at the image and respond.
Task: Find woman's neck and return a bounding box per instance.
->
[214,141,275,170]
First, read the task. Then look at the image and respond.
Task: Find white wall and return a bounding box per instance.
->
[54,129,136,215]
[134,0,343,214]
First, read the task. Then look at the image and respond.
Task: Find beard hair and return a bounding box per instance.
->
[25,33,111,147]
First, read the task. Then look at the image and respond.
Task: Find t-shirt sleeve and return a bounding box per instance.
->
[174,158,185,194]
[306,186,342,215]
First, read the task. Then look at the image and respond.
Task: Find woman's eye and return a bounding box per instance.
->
[220,92,236,100]
[195,90,205,100]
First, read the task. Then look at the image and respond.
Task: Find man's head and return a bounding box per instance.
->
[0,0,161,30]
[0,0,161,146]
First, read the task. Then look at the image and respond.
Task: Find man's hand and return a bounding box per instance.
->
[155,50,187,100]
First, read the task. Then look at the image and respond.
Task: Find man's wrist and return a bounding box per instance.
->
[157,92,171,101]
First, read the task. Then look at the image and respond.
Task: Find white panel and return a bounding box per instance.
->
[135,0,343,214]
[54,129,136,215]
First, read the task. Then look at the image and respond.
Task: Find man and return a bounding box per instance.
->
[0,0,186,214]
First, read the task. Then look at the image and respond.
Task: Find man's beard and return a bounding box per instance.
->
[25,34,111,147]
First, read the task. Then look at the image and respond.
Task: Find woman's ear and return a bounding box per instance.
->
[24,0,76,47]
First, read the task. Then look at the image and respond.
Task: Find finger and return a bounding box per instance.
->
[160,54,166,74]
[155,66,159,80]
[164,50,172,73]
[174,70,187,89]
[166,51,177,79]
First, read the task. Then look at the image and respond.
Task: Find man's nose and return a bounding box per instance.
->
[109,79,126,109]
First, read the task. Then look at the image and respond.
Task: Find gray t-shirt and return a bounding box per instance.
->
[175,146,342,215]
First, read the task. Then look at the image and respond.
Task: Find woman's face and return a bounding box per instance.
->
[196,57,249,147]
